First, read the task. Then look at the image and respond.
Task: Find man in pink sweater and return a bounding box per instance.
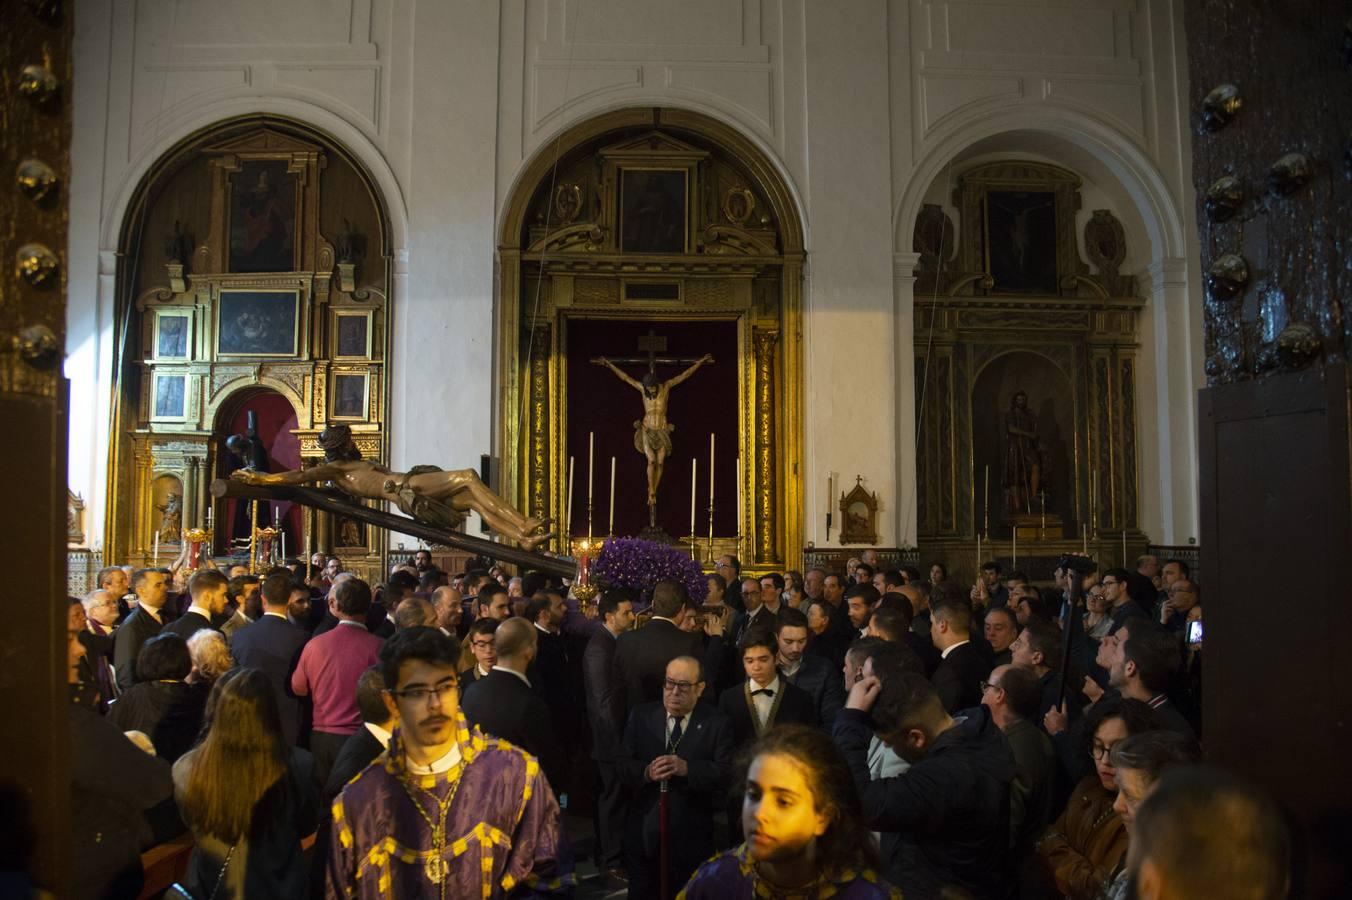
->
[292,577,384,787]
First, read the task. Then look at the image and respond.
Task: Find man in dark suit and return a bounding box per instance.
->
[717,626,816,747]
[459,617,498,685]
[929,597,987,713]
[617,655,735,899]
[231,572,312,746]
[583,592,637,886]
[163,569,229,642]
[612,580,727,718]
[113,568,172,692]
[461,617,567,793]
[771,609,844,728]
[324,667,392,799]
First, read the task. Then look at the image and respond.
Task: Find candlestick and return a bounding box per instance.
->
[690,458,697,538]
[1122,528,1128,566]
[565,457,575,553]
[1090,469,1098,539]
[983,465,990,539]
[976,532,982,573]
[588,432,595,504]
[1012,522,1018,569]
[281,531,286,563]
[709,433,716,503]
[608,456,616,535]
[1040,491,1046,540]
[153,532,159,566]
[1082,523,1088,556]
[274,505,280,527]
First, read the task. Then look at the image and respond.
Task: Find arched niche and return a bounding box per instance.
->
[211,386,302,557]
[106,115,392,569]
[496,107,806,567]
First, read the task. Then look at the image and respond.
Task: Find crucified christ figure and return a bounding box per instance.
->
[231,426,553,551]
[592,353,714,514]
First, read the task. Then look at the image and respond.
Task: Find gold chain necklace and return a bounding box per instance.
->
[396,758,465,895]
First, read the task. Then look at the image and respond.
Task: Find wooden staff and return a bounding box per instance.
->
[249,499,259,574]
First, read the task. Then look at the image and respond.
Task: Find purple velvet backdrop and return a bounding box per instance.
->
[565,318,739,539]
[214,390,303,555]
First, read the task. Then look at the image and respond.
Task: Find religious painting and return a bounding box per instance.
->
[153,373,187,419]
[620,168,687,253]
[838,478,879,545]
[216,289,300,356]
[335,515,366,548]
[228,159,297,272]
[334,310,372,359]
[154,311,191,359]
[984,190,1058,293]
[331,372,369,419]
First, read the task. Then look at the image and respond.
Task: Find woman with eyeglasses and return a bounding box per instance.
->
[173,667,319,898]
[679,725,900,899]
[1083,586,1112,640]
[1035,696,1159,899]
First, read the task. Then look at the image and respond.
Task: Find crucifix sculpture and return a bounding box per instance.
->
[592,329,714,527]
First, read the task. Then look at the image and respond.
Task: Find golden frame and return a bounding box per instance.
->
[225,156,304,274]
[150,371,191,422]
[152,309,193,361]
[618,166,689,254]
[214,286,302,358]
[333,309,373,360]
[330,369,371,420]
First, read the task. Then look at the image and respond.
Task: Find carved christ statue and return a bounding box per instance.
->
[1002,390,1045,514]
[231,426,552,551]
[592,353,714,510]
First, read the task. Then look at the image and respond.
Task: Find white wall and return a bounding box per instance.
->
[67,0,1201,556]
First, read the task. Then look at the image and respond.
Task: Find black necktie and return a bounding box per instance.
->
[751,688,775,697]
[667,716,684,752]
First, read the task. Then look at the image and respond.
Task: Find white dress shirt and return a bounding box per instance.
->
[495,664,531,688]
[941,638,971,659]
[748,675,781,728]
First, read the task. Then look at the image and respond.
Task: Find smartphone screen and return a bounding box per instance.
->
[1187,620,1203,644]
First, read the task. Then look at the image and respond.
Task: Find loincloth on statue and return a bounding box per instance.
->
[633,420,674,456]
[381,465,466,530]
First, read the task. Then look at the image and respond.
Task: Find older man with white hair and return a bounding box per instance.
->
[81,589,121,701]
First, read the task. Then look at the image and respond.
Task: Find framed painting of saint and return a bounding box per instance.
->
[331,372,369,420]
[334,310,372,359]
[152,373,188,420]
[228,159,298,272]
[154,311,191,360]
[983,190,1059,294]
[216,289,300,356]
[620,168,687,253]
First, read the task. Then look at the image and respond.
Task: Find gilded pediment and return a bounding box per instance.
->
[202,127,322,156]
[598,130,709,163]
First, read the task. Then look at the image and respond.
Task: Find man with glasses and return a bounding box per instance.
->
[329,627,574,898]
[617,655,735,899]
[1101,568,1148,635]
[459,617,499,686]
[1159,579,1200,633]
[982,664,1055,881]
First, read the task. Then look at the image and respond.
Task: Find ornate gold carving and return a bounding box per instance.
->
[17,324,59,365]
[574,278,619,305]
[17,63,59,105]
[754,330,780,563]
[701,225,777,256]
[16,159,58,203]
[528,223,606,254]
[838,477,880,545]
[554,183,583,224]
[722,186,755,225]
[15,242,59,287]
[210,366,252,399]
[528,324,551,520]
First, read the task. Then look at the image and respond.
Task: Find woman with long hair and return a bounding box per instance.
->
[172,667,318,898]
[679,724,900,898]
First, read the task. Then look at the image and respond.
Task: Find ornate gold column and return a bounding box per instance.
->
[526,321,551,523]
[754,329,781,564]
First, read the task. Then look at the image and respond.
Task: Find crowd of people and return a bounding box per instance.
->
[66,546,1289,899]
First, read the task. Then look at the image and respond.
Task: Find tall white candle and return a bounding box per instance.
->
[1012,522,1018,568]
[153,533,159,566]
[709,433,716,505]
[587,432,594,504]
[690,458,697,536]
[608,456,616,535]
[565,456,575,540]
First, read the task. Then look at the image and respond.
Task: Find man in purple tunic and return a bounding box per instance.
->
[327,627,574,898]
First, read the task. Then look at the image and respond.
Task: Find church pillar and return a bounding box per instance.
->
[893,252,922,547]
[753,329,781,565]
[131,439,154,558]
[527,321,551,526]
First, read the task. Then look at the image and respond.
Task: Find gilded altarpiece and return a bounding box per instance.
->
[914,162,1144,578]
[498,110,805,569]
[108,122,391,576]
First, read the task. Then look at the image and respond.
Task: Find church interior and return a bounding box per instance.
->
[4,1,1349,897]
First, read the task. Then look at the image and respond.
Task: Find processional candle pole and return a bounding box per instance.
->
[586,432,594,545]
[707,433,716,562]
[1012,520,1018,569]
[249,499,259,574]
[826,473,834,543]
[608,456,616,536]
[564,456,575,556]
[689,458,698,560]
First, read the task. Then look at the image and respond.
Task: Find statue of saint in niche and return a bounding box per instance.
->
[232,425,552,551]
[1002,390,1048,514]
[592,353,714,517]
[157,492,182,543]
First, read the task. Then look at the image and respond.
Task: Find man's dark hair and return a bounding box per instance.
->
[869,604,911,642]
[1080,696,1160,760]
[824,572,846,591]
[845,635,886,667]
[1021,617,1062,669]
[775,606,810,633]
[739,627,778,656]
[1007,569,1029,584]
[261,572,296,608]
[854,563,874,580]
[356,666,390,725]
[524,595,552,625]
[188,569,228,600]
[650,580,685,618]
[997,665,1042,721]
[226,574,260,601]
[334,577,374,617]
[97,566,124,590]
[981,560,1004,576]
[418,569,445,592]
[931,580,968,608]
[1131,766,1288,900]
[468,617,500,640]
[706,572,727,593]
[138,632,192,681]
[386,570,419,597]
[877,593,914,627]
[131,567,159,592]
[844,583,881,606]
[1103,567,1134,599]
[1163,558,1192,579]
[597,591,631,622]
[1122,623,1182,692]
[984,604,1019,631]
[862,639,925,678]
[871,671,944,737]
[475,583,508,611]
[379,626,461,691]
[721,556,741,574]
[1109,730,1201,779]
[760,572,785,592]
[461,571,488,595]
[900,566,922,584]
[931,597,972,634]
[881,569,905,590]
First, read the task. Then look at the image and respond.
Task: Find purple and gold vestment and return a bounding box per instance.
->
[679,843,901,900]
[327,712,574,898]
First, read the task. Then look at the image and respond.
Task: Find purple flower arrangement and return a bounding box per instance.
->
[591,537,708,606]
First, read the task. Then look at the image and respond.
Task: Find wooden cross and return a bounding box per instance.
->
[603,329,702,374]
